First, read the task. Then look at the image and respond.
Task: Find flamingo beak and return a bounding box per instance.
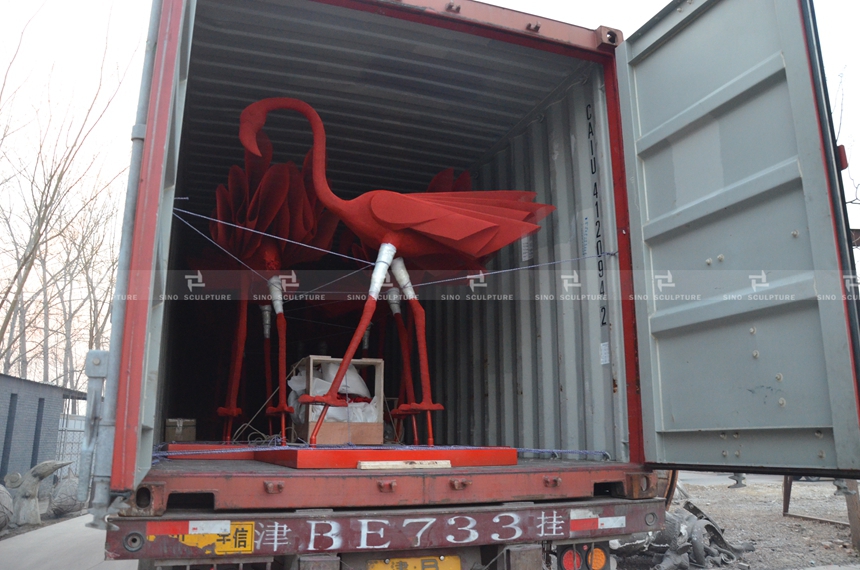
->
[239,104,266,157]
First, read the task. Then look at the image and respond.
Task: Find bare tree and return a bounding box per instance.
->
[0,14,128,383]
[0,26,127,354]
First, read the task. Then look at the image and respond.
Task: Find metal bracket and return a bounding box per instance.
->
[86,495,127,531]
[728,473,746,489]
[544,476,562,488]
[130,123,147,142]
[77,350,110,504]
[594,26,623,50]
[782,476,850,527]
[450,478,472,490]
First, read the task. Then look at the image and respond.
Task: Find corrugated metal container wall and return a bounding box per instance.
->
[428,65,630,462]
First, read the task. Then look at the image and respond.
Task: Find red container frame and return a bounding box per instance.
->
[110,0,645,495]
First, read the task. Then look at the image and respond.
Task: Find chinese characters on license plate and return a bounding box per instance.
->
[140,506,633,556]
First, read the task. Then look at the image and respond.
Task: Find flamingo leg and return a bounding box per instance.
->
[261,305,274,436]
[300,243,396,445]
[405,307,419,444]
[217,277,248,441]
[360,323,372,383]
[265,277,293,445]
[390,257,443,446]
[388,287,419,445]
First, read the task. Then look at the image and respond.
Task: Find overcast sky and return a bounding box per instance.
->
[0,0,856,221]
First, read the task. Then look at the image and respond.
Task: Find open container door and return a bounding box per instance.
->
[110,0,195,493]
[617,0,860,474]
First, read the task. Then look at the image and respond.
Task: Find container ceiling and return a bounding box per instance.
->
[179,0,591,214]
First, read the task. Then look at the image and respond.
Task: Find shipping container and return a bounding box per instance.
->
[77,0,860,568]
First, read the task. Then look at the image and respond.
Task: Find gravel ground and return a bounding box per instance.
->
[618,478,860,570]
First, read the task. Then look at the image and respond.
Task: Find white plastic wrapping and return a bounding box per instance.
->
[288,363,379,424]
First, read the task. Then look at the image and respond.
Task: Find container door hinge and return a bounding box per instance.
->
[77,350,110,505]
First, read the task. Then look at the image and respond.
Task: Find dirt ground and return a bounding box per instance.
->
[618,478,860,570]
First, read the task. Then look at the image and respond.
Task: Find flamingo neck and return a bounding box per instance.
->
[261,99,347,214]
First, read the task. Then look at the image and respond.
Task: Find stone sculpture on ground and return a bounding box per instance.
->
[0,484,12,532]
[5,460,71,527]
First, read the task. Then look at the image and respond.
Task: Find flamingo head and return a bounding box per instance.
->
[240,97,313,157]
[239,101,269,157]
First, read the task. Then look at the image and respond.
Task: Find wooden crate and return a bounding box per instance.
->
[295,355,384,445]
[165,418,196,442]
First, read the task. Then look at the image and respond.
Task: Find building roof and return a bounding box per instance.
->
[0,373,87,400]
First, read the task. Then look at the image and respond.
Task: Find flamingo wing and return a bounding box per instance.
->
[245,130,273,193]
[290,209,339,266]
[426,168,454,193]
[421,191,553,223]
[369,192,543,258]
[211,183,234,249]
[244,163,292,257]
[287,162,314,241]
[452,170,472,192]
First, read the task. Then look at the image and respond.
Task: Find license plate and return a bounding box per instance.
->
[367,555,460,569]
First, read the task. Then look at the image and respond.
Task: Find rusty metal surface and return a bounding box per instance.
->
[327,0,623,54]
[297,554,340,570]
[623,471,659,500]
[106,497,665,560]
[128,460,657,515]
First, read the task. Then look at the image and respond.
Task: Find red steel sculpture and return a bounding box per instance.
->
[210,128,337,442]
[239,98,554,446]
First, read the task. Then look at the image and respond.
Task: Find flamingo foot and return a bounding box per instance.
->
[401,402,444,412]
[392,404,420,417]
[266,402,295,415]
[217,406,243,417]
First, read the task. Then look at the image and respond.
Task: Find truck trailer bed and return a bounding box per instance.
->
[126,457,658,515]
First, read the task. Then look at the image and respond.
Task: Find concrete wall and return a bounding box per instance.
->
[0,375,69,481]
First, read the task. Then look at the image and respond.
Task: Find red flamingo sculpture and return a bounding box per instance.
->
[239,98,554,445]
[339,168,473,443]
[210,129,337,442]
[426,167,472,193]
